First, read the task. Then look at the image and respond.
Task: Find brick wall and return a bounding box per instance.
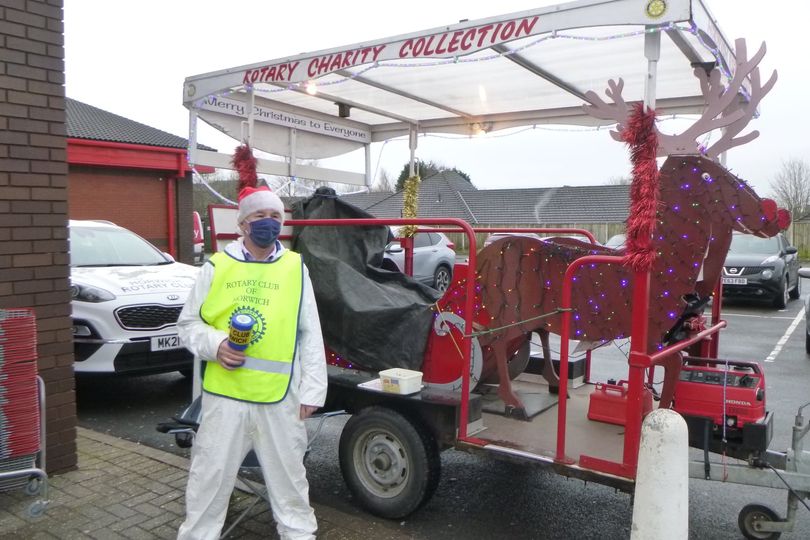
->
[0,0,76,472]
[68,166,170,249]
[176,172,194,264]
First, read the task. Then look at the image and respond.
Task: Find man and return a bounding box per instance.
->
[176,186,327,540]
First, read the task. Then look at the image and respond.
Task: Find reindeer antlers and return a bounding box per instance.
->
[582,79,628,144]
[581,38,777,160]
[703,40,778,158]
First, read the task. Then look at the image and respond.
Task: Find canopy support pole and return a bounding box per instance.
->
[187,107,198,167]
[408,124,418,176]
[643,26,661,112]
[364,144,372,187]
[289,128,298,179]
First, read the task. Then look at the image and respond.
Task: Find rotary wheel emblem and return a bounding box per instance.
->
[646,0,666,18]
[231,305,266,346]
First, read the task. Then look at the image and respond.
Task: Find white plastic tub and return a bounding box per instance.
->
[379,368,423,395]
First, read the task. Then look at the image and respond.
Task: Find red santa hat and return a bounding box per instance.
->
[237,186,285,225]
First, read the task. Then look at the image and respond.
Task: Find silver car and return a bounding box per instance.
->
[797,267,810,354]
[382,227,456,292]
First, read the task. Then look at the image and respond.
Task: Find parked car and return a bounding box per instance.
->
[482,231,543,248]
[69,220,198,375]
[799,268,810,354]
[382,227,455,292]
[483,231,597,249]
[604,233,627,249]
[722,231,800,309]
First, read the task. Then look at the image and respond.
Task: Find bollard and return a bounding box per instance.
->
[631,408,689,539]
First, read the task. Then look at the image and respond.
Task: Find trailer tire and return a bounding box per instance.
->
[738,503,781,539]
[339,406,440,519]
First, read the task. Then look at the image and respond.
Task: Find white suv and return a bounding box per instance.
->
[382,227,456,292]
[69,220,198,375]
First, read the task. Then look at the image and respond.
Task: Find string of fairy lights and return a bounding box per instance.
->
[190,19,744,118]
[186,18,736,196]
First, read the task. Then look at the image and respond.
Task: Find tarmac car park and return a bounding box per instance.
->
[69,220,198,376]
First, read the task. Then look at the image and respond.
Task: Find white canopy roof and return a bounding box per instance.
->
[183,0,747,185]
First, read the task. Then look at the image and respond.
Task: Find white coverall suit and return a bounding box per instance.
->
[176,238,328,540]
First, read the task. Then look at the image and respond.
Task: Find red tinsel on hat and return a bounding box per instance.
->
[232,143,258,193]
[622,102,659,273]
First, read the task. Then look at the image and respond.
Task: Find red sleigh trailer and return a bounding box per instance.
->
[186,1,810,537]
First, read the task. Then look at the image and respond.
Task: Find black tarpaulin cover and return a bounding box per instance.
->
[291,188,441,371]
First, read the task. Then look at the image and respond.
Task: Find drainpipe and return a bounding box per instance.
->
[166,176,177,258]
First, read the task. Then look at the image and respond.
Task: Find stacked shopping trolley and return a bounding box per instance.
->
[0,308,49,517]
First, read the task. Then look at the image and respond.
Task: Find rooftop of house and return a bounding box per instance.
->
[338,170,630,224]
[66,98,214,151]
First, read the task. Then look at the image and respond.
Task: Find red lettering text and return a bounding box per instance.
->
[396,16,540,59]
[447,31,463,53]
[242,61,300,85]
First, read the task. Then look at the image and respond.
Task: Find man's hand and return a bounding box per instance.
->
[216,339,245,370]
[300,404,318,420]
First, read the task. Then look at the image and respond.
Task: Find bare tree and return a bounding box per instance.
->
[770,158,810,221]
[606,175,632,185]
[371,170,395,193]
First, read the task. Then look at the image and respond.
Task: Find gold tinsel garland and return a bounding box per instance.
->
[401,174,421,237]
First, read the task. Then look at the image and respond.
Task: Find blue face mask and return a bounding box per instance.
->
[248,217,281,248]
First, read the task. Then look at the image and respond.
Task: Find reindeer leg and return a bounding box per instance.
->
[539,330,560,393]
[656,353,684,409]
[493,340,527,420]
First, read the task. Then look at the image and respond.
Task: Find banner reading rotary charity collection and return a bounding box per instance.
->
[240,16,541,86]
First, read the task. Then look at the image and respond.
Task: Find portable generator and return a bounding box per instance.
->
[673,356,773,459]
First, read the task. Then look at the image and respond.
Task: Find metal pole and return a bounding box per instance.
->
[187,108,198,167]
[364,143,372,187]
[643,26,661,112]
[408,125,417,176]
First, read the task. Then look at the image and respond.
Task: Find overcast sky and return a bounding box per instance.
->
[63,1,809,196]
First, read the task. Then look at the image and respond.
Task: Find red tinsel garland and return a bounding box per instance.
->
[231,143,258,192]
[622,102,659,272]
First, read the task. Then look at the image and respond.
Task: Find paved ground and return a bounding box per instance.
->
[0,427,411,539]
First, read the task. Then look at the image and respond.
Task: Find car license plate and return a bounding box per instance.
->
[151,334,182,351]
[722,277,747,285]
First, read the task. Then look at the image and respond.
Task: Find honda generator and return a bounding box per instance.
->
[673,357,772,459]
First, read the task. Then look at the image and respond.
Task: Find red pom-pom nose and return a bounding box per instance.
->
[777,208,791,230]
[760,198,777,222]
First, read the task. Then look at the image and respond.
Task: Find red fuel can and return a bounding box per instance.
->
[588,380,653,426]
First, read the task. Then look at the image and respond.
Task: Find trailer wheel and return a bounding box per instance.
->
[339,406,440,519]
[738,503,781,539]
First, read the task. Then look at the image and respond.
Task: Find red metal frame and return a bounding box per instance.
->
[470,226,597,244]
[67,138,214,174]
[166,176,177,257]
[550,254,726,478]
[208,213,730,480]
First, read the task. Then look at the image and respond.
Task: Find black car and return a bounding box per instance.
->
[722,231,800,309]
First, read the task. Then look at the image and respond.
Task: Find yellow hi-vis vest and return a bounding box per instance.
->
[200,250,303,403]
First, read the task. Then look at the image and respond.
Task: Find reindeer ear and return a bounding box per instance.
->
[777,208,791,230]
[760,198,778,222]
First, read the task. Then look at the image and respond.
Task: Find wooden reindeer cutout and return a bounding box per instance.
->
[476,39,784,420]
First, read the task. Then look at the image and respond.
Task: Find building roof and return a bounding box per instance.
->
[66,98,214,150]
[342,171,629,224]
